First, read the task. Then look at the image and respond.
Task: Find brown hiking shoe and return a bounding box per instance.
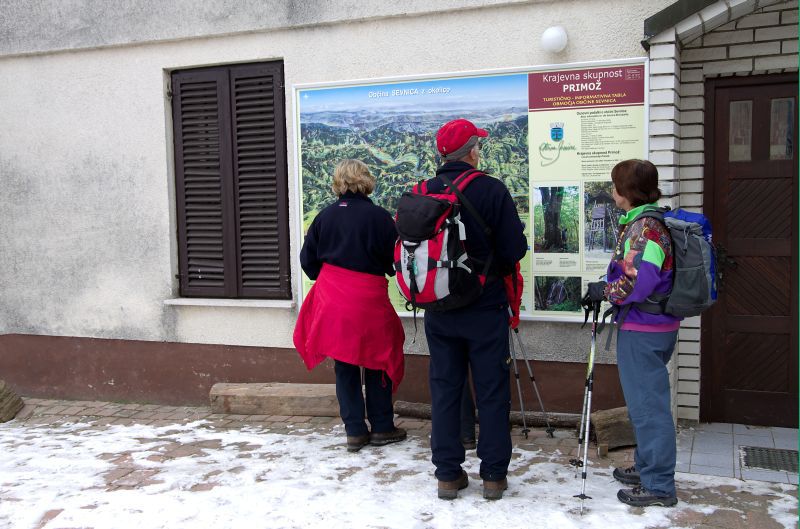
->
[346,434,370,452]
[369,427,407,447]
[438,470,469,500]
[483,478,508,500]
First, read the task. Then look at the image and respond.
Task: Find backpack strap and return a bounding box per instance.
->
[451,168,485,190]
[439,169,492,237]
[439,169,495,279]
[631,207,666,224]
[598,303,632,350]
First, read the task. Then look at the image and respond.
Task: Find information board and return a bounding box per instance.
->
[294,59,647,320]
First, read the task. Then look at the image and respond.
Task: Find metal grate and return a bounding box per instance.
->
[741,446,798,473]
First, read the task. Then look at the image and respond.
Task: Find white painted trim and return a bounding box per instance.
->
[164,298,296,309]
[291,80,305,311]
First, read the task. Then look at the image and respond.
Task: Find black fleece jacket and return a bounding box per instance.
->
[300,191,397,280]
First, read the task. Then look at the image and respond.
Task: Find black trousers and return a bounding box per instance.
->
[461,373,476,441]
[425,305,511,482]
[334,360,394,437]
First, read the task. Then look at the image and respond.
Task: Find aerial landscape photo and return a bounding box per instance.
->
[298,73,530,226]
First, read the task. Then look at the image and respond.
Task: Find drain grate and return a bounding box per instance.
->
[741,446,798,473]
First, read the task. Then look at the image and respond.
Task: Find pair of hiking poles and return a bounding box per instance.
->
[569,296,602,515]
[507,316,555,439]
[506,300,600,515]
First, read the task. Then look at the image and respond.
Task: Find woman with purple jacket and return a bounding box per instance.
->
[586,159,681,508]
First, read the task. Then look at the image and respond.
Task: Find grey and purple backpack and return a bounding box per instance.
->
[633,207,717,317]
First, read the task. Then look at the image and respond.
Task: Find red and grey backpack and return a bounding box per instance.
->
[394,169,492,312]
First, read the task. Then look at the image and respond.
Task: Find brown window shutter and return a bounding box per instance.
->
[229,63,291,299]
[172,69,237,297]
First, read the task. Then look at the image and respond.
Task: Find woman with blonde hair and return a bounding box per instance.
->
[294,159,406,452]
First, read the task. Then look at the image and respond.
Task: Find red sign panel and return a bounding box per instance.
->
[529,65,645,111]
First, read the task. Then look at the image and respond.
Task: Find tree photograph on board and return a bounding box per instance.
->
[532,186,579,254]
[533,276,581,312]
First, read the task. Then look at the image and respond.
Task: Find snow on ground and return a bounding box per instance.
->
[0,420,796,529]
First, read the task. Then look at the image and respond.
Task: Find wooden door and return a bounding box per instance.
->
[702,73,798,427]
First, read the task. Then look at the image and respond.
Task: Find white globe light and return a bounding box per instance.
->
[541,26,568,53]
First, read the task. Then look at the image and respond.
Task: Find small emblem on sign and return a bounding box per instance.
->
[550,122,564,141]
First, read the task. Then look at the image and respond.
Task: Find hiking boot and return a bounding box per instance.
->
[617,485,677,507]
[346,434,370,453]
[482,478,508,500]
[438,470,468,500]
[369,427,407,447]
[462,438,477,450]
[613,465,641,485]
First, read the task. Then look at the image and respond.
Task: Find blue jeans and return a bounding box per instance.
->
[334,360,394,437]
[616,329,679,497]
[425,306,511,482]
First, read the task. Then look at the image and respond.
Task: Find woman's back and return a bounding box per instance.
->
[300,191,397,280]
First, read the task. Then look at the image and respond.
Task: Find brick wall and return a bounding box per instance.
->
[647,0,798,422]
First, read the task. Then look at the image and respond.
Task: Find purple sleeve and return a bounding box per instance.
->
[606,220,664,305]
[614,261,662,304]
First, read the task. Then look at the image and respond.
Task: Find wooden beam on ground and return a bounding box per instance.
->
[0,380,24,422]
[590,406,636,450]
[210,383,339,417]
[394,400,580,428]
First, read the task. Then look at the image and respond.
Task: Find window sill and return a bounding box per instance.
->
[163,298,296,309]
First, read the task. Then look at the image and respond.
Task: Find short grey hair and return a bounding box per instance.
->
[440,136,480,162]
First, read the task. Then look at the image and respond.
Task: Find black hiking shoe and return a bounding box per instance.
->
[369,427,407,447]
[613,465,641,485]
[482,478,508,500]
[617,485,677,507]
[438,470,469,500]
[346,434,370,452]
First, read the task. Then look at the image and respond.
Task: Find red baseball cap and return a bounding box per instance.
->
[436,118,488,155]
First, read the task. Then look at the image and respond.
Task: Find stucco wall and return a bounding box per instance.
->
[0,1,673,362]
[0,0,536,57]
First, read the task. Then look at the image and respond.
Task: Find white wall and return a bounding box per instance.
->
[0,1,672,351]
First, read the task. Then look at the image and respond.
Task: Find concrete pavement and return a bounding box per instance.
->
[2,397,797,529]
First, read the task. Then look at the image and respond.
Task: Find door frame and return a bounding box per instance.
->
[700,72,799,423]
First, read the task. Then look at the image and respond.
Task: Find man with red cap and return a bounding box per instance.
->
[424,118,527,500]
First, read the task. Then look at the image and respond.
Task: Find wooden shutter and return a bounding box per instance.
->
[230,63,291,298]
[172,69,237,297]
[172,61,290,299]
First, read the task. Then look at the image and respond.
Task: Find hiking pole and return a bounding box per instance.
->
[510,326,555,438]
[508,327,530,438]
[570,296,597,475]
[571,299,600,515]
[570,301,592,477]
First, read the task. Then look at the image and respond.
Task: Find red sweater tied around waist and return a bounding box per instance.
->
[293,264,405,391]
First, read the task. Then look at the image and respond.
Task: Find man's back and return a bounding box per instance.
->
[425,118,527,501]
[424,160,527,308]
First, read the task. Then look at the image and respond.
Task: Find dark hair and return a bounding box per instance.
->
[611,159,661,207]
